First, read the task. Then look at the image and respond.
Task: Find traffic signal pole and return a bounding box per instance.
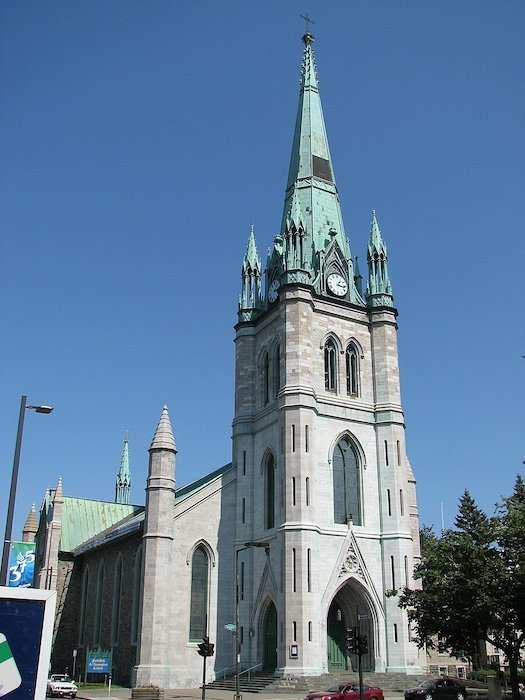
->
[201,652,206,700]
[358,650,363,700]
[197,636,215,700]
[346,624,368,700]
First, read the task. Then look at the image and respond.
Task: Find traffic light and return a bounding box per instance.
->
[197,637,214,657]
[197,638,208,656]
[358,634,368,655]
[346,627,358,654]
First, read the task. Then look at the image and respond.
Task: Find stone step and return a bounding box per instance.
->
[206,672,431,695]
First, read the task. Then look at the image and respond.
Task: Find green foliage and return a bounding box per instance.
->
[399,477,525,700]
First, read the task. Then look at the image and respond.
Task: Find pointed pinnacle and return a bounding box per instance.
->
[150,405,177,452]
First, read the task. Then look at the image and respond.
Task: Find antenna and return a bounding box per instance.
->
[440,501,445,533]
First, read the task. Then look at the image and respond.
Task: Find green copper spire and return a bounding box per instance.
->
[238,226,262,321]
[366,210,393,307]
[115,434,132,504]
[269,33,362,303]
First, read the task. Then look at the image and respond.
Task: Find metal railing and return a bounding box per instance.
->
[211,661,262,683]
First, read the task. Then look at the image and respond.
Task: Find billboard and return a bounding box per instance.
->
[7,544,35,589]
[0,587,56,700]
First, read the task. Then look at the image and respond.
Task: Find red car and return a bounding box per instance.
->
[305,684,385,700]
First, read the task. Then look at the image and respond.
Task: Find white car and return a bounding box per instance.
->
[46,674,78,698]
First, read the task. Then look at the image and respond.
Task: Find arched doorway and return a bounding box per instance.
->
[327,581,375,672]
[262,601,277,672]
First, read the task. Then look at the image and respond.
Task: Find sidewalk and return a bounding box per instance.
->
[77,688,404,700]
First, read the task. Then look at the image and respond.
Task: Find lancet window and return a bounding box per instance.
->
[189,545,209,641]
[324,338,337,392]
[345,343,359,396]
[332,437,362,525]
[265,454,276,529]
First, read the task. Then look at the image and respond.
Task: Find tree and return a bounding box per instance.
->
[399,478,525,700]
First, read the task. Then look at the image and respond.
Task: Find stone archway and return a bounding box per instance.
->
[262,601,277,672]
[328,580,375,672]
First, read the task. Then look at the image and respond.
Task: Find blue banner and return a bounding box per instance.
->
[8,543,35,588]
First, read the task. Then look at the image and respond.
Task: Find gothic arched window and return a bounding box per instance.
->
[189,546,209,641]
[94,561,105,645]
[265,454,275,529]
[345,343,359,397]
[131,545,142,644]
[332,437,362,525]
[78,566,90,647]
[324,338,337,392]
[111,555,123,645]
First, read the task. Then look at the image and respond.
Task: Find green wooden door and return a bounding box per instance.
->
[327,603,347,671]
[263,603,277,672]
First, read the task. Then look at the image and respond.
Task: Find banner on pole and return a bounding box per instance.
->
[8,543,35,588]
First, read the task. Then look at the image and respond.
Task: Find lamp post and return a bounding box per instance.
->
[234,541,270,700]
[1,395,53,585]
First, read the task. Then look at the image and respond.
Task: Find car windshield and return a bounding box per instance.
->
[418,682,434,689]
[326,686,347,693]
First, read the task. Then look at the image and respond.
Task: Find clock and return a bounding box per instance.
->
[268,278,280,303]
[327,273,348,297]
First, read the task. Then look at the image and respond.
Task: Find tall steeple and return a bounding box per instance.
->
[265,32,362,303]
[115,434,132,504]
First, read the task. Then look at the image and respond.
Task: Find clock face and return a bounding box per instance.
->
[327,273,348,297]
[268,279,280,303]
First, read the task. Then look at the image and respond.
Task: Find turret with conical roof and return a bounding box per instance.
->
[115,435,132,504]
[22,504,38,543]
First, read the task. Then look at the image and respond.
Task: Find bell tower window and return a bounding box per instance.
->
[324,338,337,392]
[345,343,359,396]
[263,352,270,404]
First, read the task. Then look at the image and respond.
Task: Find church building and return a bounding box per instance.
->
[32,32,425,688]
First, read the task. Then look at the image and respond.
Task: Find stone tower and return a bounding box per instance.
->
[233,33,422,676]
[133,406,176,688]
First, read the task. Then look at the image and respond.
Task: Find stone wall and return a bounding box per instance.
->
[51,530,143,686]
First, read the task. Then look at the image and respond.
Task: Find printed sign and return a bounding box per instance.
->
[0,588,56,700]
[8,545,34,589]
[86,649,112,674]
[0,633,22,696]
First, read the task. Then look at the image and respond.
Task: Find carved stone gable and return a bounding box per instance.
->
[339,539,364,580]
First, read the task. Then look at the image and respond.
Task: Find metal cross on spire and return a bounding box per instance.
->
[300,13,316,33]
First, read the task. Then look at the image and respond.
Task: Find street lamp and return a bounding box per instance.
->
[234,541,270,700]
[1,395,53,585]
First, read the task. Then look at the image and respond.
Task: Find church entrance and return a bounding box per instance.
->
[327,584,375,672]
[262,602,277,672]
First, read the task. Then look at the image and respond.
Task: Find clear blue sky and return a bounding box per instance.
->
[1,1,524,540]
